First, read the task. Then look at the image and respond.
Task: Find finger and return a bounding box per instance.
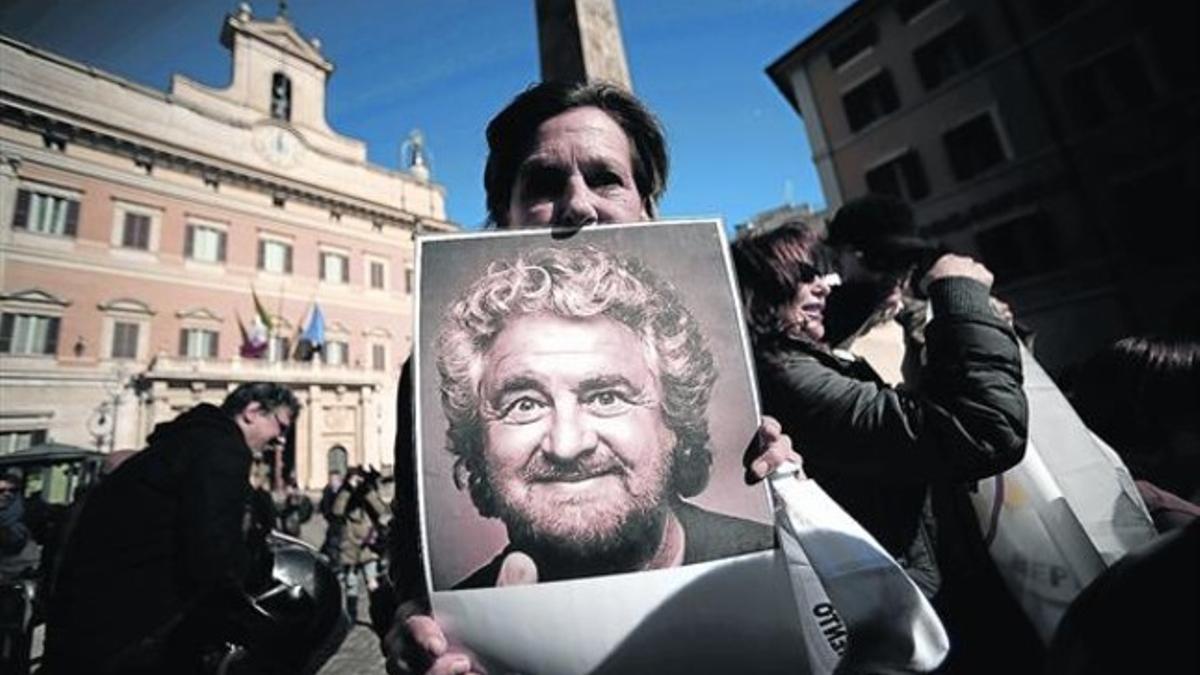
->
[496,551,539,586]
[406,614,448,659]
[428,653,478,675]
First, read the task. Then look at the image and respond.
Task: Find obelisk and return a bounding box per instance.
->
[535,0,632,90]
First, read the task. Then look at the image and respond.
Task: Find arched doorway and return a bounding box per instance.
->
[328,444,348,478]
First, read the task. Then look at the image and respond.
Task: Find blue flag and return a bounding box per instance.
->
[294,303,325,361]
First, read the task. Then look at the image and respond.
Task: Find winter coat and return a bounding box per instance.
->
[45,403,255,673]
[333,486,387,567]
[753,277,1042,674]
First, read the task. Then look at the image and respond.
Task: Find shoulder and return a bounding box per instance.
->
[675,501,774,564]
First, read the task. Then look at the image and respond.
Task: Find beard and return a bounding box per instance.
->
[479,448,676,580]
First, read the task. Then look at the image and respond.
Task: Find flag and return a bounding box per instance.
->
[237,310,268,358]
[294,303,325,361]
[238,288,272,358]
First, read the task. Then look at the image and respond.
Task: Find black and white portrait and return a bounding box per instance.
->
[415,221,772,591]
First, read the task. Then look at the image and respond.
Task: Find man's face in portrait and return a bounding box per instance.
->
[506,107,648,229]
[476,313,677,556]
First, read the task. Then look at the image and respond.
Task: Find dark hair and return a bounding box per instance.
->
[483,81,669,228]
[826,194,932,275]
[1072,336,1200,495]
[731,221,831,339]
[220,382,301,419]
[436,245,717,516]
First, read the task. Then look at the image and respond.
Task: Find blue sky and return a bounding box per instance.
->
[0,0,851,230]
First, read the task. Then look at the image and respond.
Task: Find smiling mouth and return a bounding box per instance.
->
[801,303,824,320]
[530,467,621,484]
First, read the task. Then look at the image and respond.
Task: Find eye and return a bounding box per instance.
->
[582,389,635,417]
[517,166,565,201]
[499,396,549,424]
[586,168,625,191]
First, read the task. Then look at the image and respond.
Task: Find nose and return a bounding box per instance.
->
[553,175,599,228]
[812,276,832,297]
[541,404,598,462]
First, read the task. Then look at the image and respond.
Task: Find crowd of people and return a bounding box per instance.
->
[8,80,1194,674]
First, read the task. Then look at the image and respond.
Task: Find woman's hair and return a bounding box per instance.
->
[1071,335,1200,493]
[730,220,832,339]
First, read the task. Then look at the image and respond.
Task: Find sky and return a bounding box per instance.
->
[0,0,852,231]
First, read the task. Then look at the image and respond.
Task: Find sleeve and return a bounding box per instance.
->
[177,430,251,594]
[759,277,1026,484]
[388,358,431,611]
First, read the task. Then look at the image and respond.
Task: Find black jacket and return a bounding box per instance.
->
[45,404,253,673]
[753,277,1041,674]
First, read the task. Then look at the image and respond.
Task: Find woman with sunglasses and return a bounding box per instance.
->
[731,221,1042,674]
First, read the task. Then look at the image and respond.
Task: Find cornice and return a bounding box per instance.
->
[0,99,457,234]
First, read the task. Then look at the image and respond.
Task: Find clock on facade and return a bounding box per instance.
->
[253,125,306,168]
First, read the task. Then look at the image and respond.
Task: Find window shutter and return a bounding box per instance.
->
[12,190,30,229]
[217,231,227,262]
[64,200,80,236]
[179,329,188,356]
[285,245,293,273]
[0,314,13,353]
[341,256,349,283]
[257,240,265,269]
[184,225,194,258]
[45,317,61,355]
[319,253,326,280]
[210,331,220,358]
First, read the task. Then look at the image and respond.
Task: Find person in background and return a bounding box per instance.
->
[732,220,1041,674]
[45,382,299,674]
[319,469,344,564]
[334,466,390,622]
[1071,335,1200,532]
[279,476,314,538]
[0,470,36,580]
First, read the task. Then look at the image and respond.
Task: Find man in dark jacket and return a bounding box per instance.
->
[45,382,300,674]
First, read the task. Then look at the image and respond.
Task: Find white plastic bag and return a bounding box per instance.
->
[771,464,950,673]
[968,346,1157,642]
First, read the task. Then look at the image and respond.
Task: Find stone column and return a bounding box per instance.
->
[536,0,632,90]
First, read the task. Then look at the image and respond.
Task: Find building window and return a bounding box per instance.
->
[323,340,349,366]
[369,261,386,290]
[11,189,80,237]
[975,211,1064,283]
[1062,44,1156,130]
[120,212,151,250]
[258,239,294,274]
[1027,0,1085,30]
[271,72,292,121]
[371,343,387,372]
[895,0,942,23]
[943,112,1007,181]
[865,150,931,201]
[828,22,878,69]
[1,429,47,455]
[185,224,227,263]
[179,328,219,359]
[0,313,61,355]
[110,321,139,359]
[913,18,987,90]
[843,70,900,132]
[320,251,350,283]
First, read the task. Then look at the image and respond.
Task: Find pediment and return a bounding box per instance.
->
[226,14,331,72]
[177,307,223,322]
[0,288,70,307]
[98,298,154,315]
[363,326,393,339]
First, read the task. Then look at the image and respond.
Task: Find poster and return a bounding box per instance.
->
[413,220,808,673]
